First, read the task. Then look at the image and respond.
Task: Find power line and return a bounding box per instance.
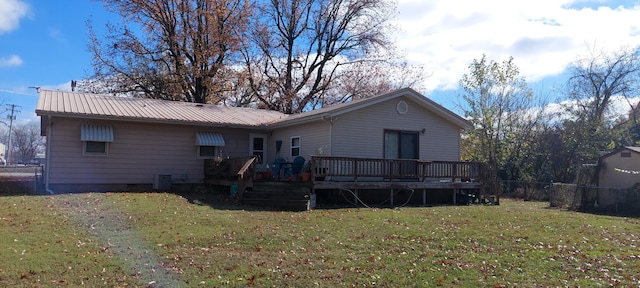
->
[0,89,37,97]
[5,104,21,165]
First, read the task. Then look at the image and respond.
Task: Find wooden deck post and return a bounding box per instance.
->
[422,188,426,206]
[452,189,458,205]
[390,188,394,206]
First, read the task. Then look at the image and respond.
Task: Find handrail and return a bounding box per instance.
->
[205,156,256,179]
[236,156,257,203]
[311,156,482,182]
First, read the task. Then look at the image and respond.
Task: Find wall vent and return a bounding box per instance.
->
[153,174,172,190]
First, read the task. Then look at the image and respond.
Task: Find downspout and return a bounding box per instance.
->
[45,115,54,194]
[321,115,333,156]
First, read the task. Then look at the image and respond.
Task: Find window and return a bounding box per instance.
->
[384,130,418,159]
[199,146,217,158]
[84,141,108,156]
[291,137,300,157]
[81,124,113,156]
[196,131,225,159]
[621,152,632,158]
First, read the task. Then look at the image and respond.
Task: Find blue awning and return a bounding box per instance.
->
[81,124,113,142]
[196,131,225,146]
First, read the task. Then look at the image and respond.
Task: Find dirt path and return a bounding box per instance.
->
[50,194,187,287]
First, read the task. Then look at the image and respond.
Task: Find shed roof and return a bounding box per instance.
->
[600,146,640,159]
[36,90,288,128]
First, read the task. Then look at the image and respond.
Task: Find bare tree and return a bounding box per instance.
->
[321,49,427,105]
[10,123,44,164]
[242,0,398,114]
[565,47,640,123]
[85,0,251,103]
[552,46,640,181]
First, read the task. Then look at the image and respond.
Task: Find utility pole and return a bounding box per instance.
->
[6,104,20,165]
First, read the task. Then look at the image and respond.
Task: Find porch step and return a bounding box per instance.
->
[243,182,311,211]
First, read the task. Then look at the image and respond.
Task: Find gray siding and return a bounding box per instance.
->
[331,96,461,160]
[47,117,252,187]
[269,121,330,162]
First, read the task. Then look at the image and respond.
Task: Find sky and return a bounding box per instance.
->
[1,0,640,123]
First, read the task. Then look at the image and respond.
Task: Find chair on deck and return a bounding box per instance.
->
[292,156,305,175]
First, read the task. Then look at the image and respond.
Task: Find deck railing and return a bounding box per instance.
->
[204,156,257,202]
[204,156,257,180]
[236,156,257,203]
[205,155,483,183]
[311,156,482,182]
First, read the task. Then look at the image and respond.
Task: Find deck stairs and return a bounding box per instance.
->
[242,181,312,211]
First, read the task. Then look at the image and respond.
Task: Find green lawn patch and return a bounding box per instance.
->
[1,192,639,287]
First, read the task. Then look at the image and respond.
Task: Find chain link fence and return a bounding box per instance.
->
[497,180,640,216]
[499,180,553,201]
[550,183,640,217]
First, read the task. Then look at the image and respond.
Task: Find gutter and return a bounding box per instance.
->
[320,115,333,156]
[45,115,54,194]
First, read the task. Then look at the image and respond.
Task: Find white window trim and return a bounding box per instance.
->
[291,136,301,157]
[83,141,109,157]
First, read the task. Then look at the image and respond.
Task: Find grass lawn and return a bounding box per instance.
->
[1,191,639,287]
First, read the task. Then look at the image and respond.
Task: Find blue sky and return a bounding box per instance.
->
[2,0,640,123]
[0,0,119,122]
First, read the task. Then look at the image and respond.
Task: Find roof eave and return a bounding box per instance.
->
[36,111,268,129]
[266,113,329,128]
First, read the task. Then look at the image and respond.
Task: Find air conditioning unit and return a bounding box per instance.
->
[153,174,172,190]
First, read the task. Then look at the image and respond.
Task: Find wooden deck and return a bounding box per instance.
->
[204,156,497,210]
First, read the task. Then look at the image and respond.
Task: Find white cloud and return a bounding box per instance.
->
[0,0,29,34]
[394,0,640,92]
[0,55,23,67]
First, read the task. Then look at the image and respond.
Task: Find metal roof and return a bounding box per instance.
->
[600,146,640,159]
[36,88,471,130]
[36,90,289,127]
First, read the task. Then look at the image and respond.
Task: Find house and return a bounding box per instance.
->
[36,89,285,193]
[267,88,471,163]
[597,146,640,189]
[36,88,484,206]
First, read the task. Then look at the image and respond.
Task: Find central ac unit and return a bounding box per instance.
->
[153,174,172,190]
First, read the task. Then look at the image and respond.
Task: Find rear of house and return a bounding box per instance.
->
[44,117,261,192]
[267,88,470,162]
[36,90,285,193]
[36,88,475,200]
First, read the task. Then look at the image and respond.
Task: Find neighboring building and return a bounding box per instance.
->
[0,143,5,165]
[597,146,640,189]
[594,146,640,209]
[31,153,45,165]
[35,88,472,193]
